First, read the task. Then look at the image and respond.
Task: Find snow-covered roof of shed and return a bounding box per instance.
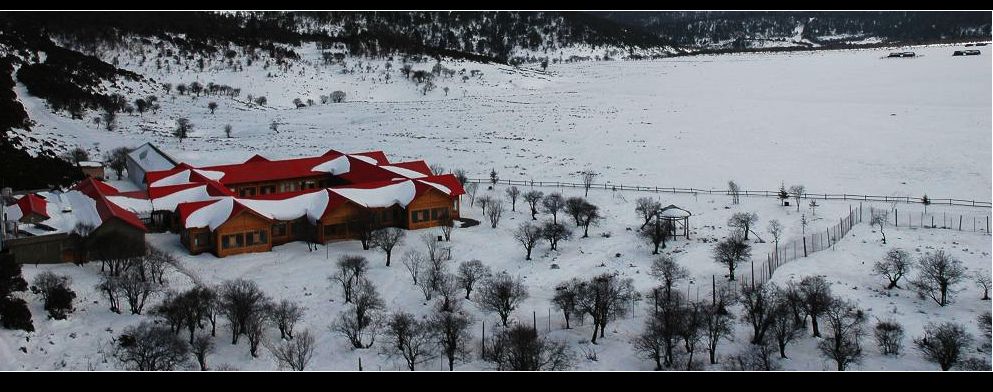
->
[127,143,179,172]
[659,204,691,218]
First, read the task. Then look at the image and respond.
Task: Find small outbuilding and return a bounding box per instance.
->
[658,204,691,239]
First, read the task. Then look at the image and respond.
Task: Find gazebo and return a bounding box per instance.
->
[658,204,691,239]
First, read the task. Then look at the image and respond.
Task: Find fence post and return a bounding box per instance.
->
[895,209,898,226]
[959,215,963,231]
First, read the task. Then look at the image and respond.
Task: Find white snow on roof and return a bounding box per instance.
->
[3,203,23,222]
[348,154,378,164]
[659,206,691,218]
[108,185,222,214]
[239,190,330,223]
[184,198,234,230]
[380,165,427,179]
[149,169,226,187]
[417,179,452,195]
[78,161,103,168]
[128,143,177,172]
[64,190,103,228]
[332,181,416,208]
[312,156,351,175]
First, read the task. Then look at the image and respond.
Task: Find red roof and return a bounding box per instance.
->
[390,160,434,176]
[144,162,195,185]
[176,199,222,227]
[72,178,147,232]
[16,193,49,219]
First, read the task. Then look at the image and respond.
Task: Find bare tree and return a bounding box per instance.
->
[267,329,316,370]
[728,212,759,240]
[513,223,543,261]
[477,195,493,215]
[473,273,528,327]
[465,182,479,207]
[439,215,454,241]
[767,220,783,254]
[577,201,602,238]
[635,197,662,230]
[874,319,904,356]
[788,185,805,212]
[401,250,425,286]
[224,124,233,138]
[190,332,214,371]
[382,311,436,370]
[505,186,521,211]
[117,268,161,315]
[483,325,573,371]
[453,169,468,186]
[713,235,750,281]
[974,270,991,300]
[727,180,741,204]
[541,221,572,251]
[565,197,586,226]
[649,254,688,300]
[769,289,801,358]
[370,228,406,267]
[487,199,504,228]
[873,248,912,289]
[435,273,461,313]
[331,255,369,303]
[636,289,685,368]
[331,280,384,349]
[870,209,889,244]
[703,292,736,364]
[174,118,193,142]
[910,250,965,306]
[798,275,833,337]
[723,337,779,371]
[523,190,544,220]
[541,193,566,224]
[640,217,671,255]
[817,298,866,371]
[576,273,635,344]
[244,305,269,357]
[456,260,491,300]
[269,299,304,340]
[103,147,131,180]
[113,322,189,371]
[581,170,598,197]
[97,274,123,314]
[429,307,473,370]
[207,101,218,114]
[935,321,983,363]
[218,279,270,345]
[739,283,776,344]
[429,164,445,175]
[552,278,582,329]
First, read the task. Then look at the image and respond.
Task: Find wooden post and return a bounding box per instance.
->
[895,209,898,226]
[959,215,963,231]
[931,216,935,228]
[481,321,485,357]
[712,275,716,306]
[358,357,363,371]
[750,260,755,289]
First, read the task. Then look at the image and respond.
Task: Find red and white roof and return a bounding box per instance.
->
[177,174,465,230]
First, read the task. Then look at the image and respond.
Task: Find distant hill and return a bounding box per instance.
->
[595,11,992,50]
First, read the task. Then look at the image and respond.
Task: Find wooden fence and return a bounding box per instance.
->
[467,178,992,208]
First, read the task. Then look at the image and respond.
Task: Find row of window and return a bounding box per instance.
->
[236,179,331,198]
[221,230,269,250]
[411,207,449,223]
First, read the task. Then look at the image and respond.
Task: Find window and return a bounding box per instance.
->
[222,233,244,249]
[194,232,210,248]
[411,209,431,223]
[292,220,307,237]
[272,223,288,237]
[381,209,393,224]
[239,187,257,197]
[260,185,276,195]
[280,182,298,193]
[324,223,346,237]
[431,208,449,220]
[304,180,316,189]
[246,230,268,246]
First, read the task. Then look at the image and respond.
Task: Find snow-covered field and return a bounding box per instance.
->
[2,42,990,371]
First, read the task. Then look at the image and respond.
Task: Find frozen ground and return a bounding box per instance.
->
[2,42,990,371]
[2,183,990,371]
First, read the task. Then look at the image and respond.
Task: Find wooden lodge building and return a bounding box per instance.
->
[2,146,464,262]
